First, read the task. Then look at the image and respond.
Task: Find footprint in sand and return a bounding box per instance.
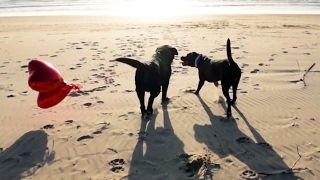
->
[18,152,31,158]
[2,157,17,163]
[65,120,73,124]
[240,170,258,179]
[77,135,94,142]
[118,114,129,120]
[282,51,288,53]
[123,90,134,93]
[21,65,28,69]
[250,69,259,73]
[107,148,118,153]
[257,142,272,149]
[253,84,261,90]
[79,57,86,61]
[236,137,251,144]
[19,91,28,96]
[108,158,125,173]
[83,102,93,107]
[42,124,54,130]
[96,100,104,104]
[93,86,107,92]
[7,95,15,98]
[224,158,233,164]
[93,123,109,134]
[242,77,251,83]
[303,31,311,35]
[240,90,248,94]
[241,63,249,68]
[303,53,311,55]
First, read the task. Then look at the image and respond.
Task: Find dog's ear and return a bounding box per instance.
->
[172,48,178,56]
[189,52,198,58]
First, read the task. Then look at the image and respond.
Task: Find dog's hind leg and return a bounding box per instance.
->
[231,77,240,104]
[222,83,232,117]
[136,88,146,116]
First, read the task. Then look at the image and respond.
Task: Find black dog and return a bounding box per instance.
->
[115,45,178,117]
[180,38,241,117]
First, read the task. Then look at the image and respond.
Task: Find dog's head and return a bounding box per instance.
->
[180,52,200,67]
[156,45,178,64]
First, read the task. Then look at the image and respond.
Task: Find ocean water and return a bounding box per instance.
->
[0,0,319,17]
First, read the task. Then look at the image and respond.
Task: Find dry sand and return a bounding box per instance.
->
[0,14,319,180]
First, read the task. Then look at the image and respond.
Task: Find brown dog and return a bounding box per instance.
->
[180,38,241,117]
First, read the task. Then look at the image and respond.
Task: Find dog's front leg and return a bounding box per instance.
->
[161,78,170,101]
[147,87,161,115]
[195,80,205,95]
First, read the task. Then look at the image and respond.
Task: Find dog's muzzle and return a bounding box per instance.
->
[180,57,187,66]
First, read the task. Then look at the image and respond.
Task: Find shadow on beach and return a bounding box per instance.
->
[0,130,55,180]
[126,103,186,180]
[193,95,301,179]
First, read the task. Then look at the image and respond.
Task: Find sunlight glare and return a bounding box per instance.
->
[114,0,188,18]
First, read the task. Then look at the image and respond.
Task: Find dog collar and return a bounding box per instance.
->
[195,54,201,68]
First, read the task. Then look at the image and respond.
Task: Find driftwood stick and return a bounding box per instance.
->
[290,145,301,170]
[258,145,313,176]
[300,63,316,86]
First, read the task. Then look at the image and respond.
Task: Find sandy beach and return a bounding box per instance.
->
[0,14,319,180]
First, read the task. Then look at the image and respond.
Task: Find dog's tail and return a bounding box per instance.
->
[115,58,146,69]
[226,38,236,66]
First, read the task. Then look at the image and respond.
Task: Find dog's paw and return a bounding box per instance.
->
[146,110,153,116]
[231,100,236,104]
[141,112,147,118]
[162,97,170,102]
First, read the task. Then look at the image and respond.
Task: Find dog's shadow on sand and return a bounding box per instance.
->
[0,130,55,180]
[193,95,301,179]
[126,102,186,180]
